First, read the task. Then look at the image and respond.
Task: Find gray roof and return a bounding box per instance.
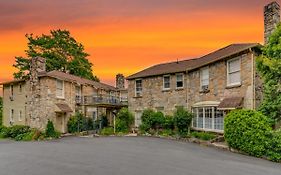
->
[127,43,261,80]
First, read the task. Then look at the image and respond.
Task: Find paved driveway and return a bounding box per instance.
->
[0,137,280,175]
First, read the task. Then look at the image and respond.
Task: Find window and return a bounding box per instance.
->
[163,75,170,90]
[75,86,81,96]
[176,74,184,88]
[227,58,241,86]
[135,79,142,97]
[56,79,64,98]
[19,110,22,121]
[192,107,225,132]
[10,85,14,96]
[10,109,14,124]
[200,67,209,90]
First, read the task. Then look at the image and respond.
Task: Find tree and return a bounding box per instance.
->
[257,23,281,123]
[13,29,99,81]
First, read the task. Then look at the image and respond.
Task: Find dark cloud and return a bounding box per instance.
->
[0,0,279,32]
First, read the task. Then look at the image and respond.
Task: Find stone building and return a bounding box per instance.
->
[127,1,280,133]
[1,57,127,133]
[127,44,262,132]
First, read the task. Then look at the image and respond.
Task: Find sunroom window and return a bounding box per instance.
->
[192,107,224,132]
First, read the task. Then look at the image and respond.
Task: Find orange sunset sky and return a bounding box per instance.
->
[0,0,278,86]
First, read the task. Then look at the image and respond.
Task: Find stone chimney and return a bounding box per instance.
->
[116,74,125,89]
[264,1,280,44]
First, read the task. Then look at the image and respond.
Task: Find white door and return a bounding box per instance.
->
[135,111,142,127]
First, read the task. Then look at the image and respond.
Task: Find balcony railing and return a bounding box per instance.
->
[76,95,128,106]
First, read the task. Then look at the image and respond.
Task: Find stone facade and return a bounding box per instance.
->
[2,58,126,133]
[264,1,280,44]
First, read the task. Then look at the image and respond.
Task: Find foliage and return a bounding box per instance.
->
[159,129,174,137]
[163,115,174,130]
[256,24,281,123]
[174,107,193,135]
[3,125,31,138]
[101,114,108,128]
[224,109,272,157]
[45,120,60,138]
[191,131,216,141]
[67,113,93,133]
[139,109,166,132]
[100,127,114,136]
[13,29,99,81]
[266,130,281,162]
[150,111,165,130]
[115,108,134,133]
[15,129,43,141]
[0,97,2,126]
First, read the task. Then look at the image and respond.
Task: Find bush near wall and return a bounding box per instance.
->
[174,107,193,136]
[0,125,45,141]
[67,113,94,133]
[115,108,134,133]
[224,109,281,162]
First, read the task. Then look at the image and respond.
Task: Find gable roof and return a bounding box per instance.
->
[1,71,117,91]
[127,43,261,80]
[40,71,117,91]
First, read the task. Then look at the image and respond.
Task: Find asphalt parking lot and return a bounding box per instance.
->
[0,136,280,175]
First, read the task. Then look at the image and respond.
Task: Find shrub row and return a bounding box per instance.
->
[140,107,193,136]
[67,112,95,133]
[0,120,60,141]
[224,109,281,162]
[115,108,134,133]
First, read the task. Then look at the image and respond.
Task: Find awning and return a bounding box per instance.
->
[55,103,73,113]
[217,97,244,110]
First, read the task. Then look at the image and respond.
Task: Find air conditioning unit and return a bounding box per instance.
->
[9,96,14,101]
[202,85,209,91]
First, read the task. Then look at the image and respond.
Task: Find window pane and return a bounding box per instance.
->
[164,76,170,89]
[177,81,183,88]
[215,109,224,130]
[198,108,204,128]
[229,59,240,73]
[192,109,198,127]
[204,107,212,129]
[229,72,240,84]
[201,68,209,87]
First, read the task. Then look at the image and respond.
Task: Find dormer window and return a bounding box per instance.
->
[200,67,209,91]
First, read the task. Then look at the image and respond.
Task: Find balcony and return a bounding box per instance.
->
[76,95,128,107]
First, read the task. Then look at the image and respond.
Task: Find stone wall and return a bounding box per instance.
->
[187,51,256,110]
[128,73,188,116]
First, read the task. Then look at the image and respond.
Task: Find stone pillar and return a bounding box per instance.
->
[264,1,280,44]
[116,74,125,89]
[27,57,46,129]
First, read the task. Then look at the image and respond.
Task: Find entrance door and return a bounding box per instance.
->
[135,111,142,127]
[55,113,66,133]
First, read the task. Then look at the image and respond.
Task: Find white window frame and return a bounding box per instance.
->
[163,75,171,90]
[176,74,184,89]
[75,86,81,97]
[56,79,65,99]
[192,106,224,133]
[200,67,209,90]
[19,110,22,121]
[227,57,241,87]
[135,79,142,97]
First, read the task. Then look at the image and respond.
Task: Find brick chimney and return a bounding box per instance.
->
[116,74,125,89]
[264,1,280,44]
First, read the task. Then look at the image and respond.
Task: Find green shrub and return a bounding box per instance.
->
[100,127,114,136]
[174,107,192,135]
[224,109,272,157]
[266,130,281,162]
[101,114,108,128]
[159,129,174,137]
[139,122,150,133]
[150,111,165,130]
[163,115,174,130]
[67,113,94,133]
[191,131,216,141]
[45,120,60,138]
[115,108,134,133]
[5,125,31,138]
